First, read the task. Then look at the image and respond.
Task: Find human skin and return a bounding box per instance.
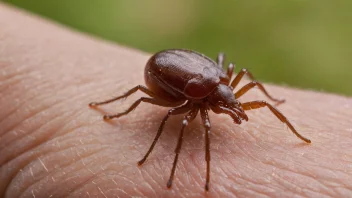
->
[1,4,352,198]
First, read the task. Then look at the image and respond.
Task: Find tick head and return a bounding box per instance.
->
[207,84,247,121]
[208,84,239,107]
[208,84,243,108]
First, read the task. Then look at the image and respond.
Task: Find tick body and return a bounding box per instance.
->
[89,49,311,191]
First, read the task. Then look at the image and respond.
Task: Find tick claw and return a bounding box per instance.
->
[167,180,172,188]
[103,115,111,120]
[275,99,285,106]
[89,102,97,107]
[137,159,145,166]
[304,138,312,143]
[279,99,286,103]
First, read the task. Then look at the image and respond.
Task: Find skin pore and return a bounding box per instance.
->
[1,3,352,198]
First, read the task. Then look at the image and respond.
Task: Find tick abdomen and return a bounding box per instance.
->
[145,49,228,100]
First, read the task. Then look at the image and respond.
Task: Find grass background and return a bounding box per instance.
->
[4,0,352,96]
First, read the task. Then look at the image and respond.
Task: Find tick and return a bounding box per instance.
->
[89,49,311,191]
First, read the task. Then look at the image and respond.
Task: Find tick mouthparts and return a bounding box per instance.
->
[229,113,242,124]
[232,108,248,121]
[242,113,249,121]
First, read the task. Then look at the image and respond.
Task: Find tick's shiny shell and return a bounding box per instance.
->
[145,49,229,100]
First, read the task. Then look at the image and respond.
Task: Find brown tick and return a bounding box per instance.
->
[89,49,311,191]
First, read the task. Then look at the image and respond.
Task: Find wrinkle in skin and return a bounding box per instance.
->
[12,144,108,197]
[0,79,95,166]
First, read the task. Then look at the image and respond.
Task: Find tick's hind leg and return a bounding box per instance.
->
[230,68,284,104]
[217,52,236,80]
[167,105,199,189]
[89,85,155,106]
[242,100,311,143]
[138,101,192,165]
[227,63,235,80]
[217,52,225,68]
[103,97,180,120]
[200,106,211,191]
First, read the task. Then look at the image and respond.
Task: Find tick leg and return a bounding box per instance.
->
[103,97,178,120]
[138,101,192,165]
[217,52,235,79]
[235,81,285,103]
[217,52,225,68]
[241,100,311,143]
[89,85,156,106]
[167,106,199,189]
[229,68,255,89]
[227,63,235,80]
[230,68,284,103]
[200,106,211,191]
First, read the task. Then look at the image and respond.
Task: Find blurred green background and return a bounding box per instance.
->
[4,0,352,95]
